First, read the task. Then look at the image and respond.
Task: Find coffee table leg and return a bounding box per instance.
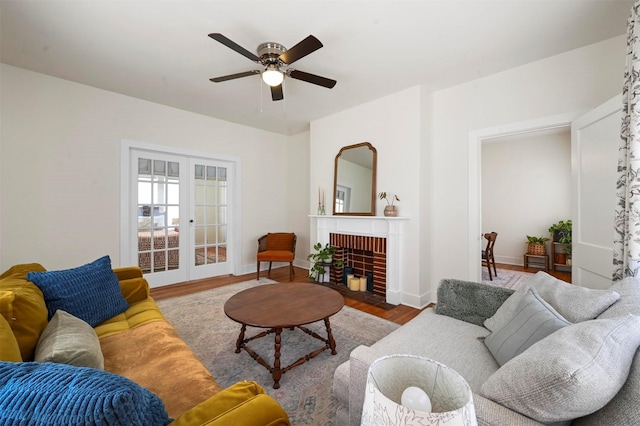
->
[235,324,246,354]
[324,318,337,355]
[272,327,283,389]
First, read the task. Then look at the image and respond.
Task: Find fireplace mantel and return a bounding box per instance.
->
[309,215,408,305]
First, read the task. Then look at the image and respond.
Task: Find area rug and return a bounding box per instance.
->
[156,279,400,425]
[482,268,534,290]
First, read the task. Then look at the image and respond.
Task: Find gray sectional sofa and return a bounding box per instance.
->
[332,272,640,425]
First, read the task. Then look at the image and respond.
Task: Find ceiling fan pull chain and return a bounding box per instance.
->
[282,81,286,116]
[259,74,263,113]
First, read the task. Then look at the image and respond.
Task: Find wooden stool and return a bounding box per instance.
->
[523,253,549,271]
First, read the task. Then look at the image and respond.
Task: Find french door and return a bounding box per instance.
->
[189,158,233,280]
[125,147,234,287]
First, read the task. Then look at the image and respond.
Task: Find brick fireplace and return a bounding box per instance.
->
[311,215,407,305]
[329,233,387,297]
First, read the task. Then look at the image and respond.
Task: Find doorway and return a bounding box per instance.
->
[120,140,240,288]
[469,96,622,286]
[468,112,579,281]
[481,128,571,268]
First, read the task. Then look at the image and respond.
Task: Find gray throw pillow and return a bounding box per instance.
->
[484,271,619,331]
[574,277,640,425]
[597,276,640,319]
[35,310,104,369]
[484,287,571,366]
[481,314,640,423]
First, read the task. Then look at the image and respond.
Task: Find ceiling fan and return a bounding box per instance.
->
[208,33,337,102]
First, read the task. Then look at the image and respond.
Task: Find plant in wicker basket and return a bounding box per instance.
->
[526,235,549,255]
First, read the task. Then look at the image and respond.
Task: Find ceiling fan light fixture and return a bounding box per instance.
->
[262,65,284,87]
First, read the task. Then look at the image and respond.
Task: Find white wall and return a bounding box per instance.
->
[0,64,310,273]
[430,35,625,295]
[310,86,424,307]
[285,131,311,267]
[482,129,571,265]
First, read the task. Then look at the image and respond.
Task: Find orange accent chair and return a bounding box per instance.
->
[257,233,297,281]
[482,231,498,280]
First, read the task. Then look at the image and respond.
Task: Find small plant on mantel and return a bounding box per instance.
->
[307,243,344,282]
[526,235,549,255]
[378,192,400,206]
[378,192,400,217]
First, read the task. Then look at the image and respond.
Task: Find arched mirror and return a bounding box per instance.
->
[333,142,377,216]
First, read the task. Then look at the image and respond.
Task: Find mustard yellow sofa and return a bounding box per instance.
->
[0,263,290,426]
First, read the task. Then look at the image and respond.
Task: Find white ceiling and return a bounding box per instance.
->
[0,1,633,136]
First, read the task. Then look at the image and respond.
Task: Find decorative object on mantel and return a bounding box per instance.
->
[317,187,326,215]
[526,235,549,255]
[307,243,343,282]
[361,354,477,426]
[378,192,400,217]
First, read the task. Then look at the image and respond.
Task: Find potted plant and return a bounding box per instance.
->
[548,220,572,258]
[526,235,549,255]
[307,243,344,283]
[378,192,400,217]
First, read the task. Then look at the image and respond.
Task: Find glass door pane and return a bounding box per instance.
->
[137,158,181,273]
[193,164,228,267]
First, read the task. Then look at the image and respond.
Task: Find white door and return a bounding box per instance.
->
[125,148,235,287]
[131,151,188,287]
[189,159,233,280]
[571,94,622,289]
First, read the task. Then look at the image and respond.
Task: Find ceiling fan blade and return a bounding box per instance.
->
[289,70,337,89]
[271,84,284,101]
[279,35,323,65]
[208,33,261,63]
[209,70,260,82]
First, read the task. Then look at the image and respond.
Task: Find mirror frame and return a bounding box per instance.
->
[333,142,377,216]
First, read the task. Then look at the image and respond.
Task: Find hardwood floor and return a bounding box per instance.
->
[150,263,571,326]
[151,266,423,325]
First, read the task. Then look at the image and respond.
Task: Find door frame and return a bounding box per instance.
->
[467,111,581,282]
[119,139,243,284]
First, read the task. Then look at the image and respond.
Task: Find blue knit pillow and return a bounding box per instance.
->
[0,361,171,425]
[27,256,129,327]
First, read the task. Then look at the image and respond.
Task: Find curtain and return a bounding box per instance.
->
[614,1,640,280]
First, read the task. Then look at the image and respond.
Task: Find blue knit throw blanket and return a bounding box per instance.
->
[0,362,171,426]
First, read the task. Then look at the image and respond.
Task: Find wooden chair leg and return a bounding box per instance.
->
[268,261,272,277]
[486,259,493,281]
[256,261,260,280]
[289,262,294,281]
[492,257,497,276]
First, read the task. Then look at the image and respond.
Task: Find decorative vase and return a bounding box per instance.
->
[384,205,397,217]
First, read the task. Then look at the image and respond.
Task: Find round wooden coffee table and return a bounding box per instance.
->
[224,282,344,388]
